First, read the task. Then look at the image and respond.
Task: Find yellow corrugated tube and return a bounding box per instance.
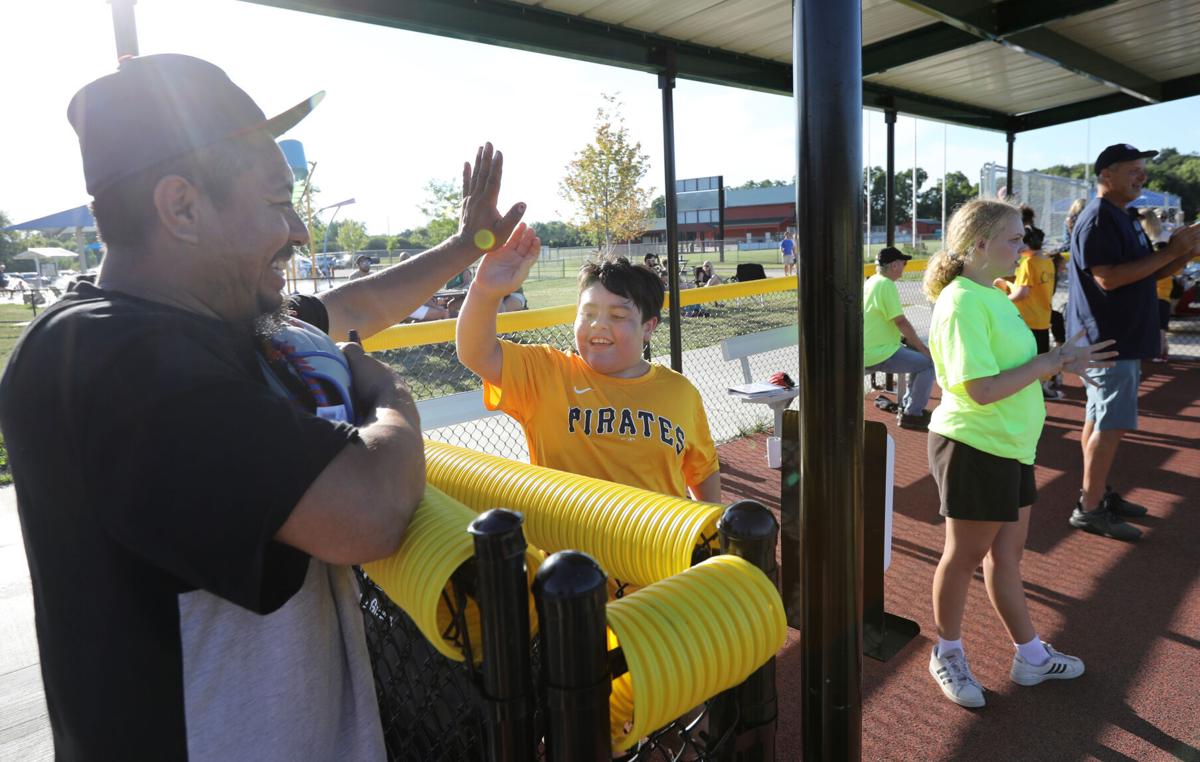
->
[424,440,724,588]
[605,554,787,751]
[362,485,542,663]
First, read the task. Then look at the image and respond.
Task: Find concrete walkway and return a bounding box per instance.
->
[0,486,52,761]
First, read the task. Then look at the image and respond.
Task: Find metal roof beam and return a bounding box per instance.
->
[1012,72,1200,132]
[893,0,1118,40]
[894,0,1159,103]
[240,0,793,93]
[1003,28,1161,103]
[864,0,1119,74]
[863,82,1010,131]
[862,23,976,75]
[242,0,1014,130]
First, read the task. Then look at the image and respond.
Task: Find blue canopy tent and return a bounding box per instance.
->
[2,205,96,233]
[2,205,96,272]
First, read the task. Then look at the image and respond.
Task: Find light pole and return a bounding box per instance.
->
[315,198,355,292]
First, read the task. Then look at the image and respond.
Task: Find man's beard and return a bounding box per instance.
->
[254,298,291,341]
[253,246,295,340]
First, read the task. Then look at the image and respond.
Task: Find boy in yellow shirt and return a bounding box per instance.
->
[457,224,722,501]
[999,226,1060,399]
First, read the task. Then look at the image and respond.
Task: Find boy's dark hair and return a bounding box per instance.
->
[1020,204,1036,227]
[1022,225,1045,251]
[578,256,664,323]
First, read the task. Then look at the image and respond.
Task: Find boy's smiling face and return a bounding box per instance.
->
[574,283,657,378]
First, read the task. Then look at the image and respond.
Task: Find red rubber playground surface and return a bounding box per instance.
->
[717,358,1200,762]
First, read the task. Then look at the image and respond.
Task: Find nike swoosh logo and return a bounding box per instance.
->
[573,387,593,394]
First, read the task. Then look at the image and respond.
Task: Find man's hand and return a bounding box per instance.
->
[471,223,541,300]
[459,142,526,253]
[1165,222,1200,262]
[340,342,418,424]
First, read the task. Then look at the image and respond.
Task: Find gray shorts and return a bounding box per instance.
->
[1084,359,1140,431]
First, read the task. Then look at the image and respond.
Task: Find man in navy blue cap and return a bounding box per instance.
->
[0,54,533,759]
[1065,144,1200,542]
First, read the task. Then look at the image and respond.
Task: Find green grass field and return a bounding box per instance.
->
[0,303,34,485]
[0,303,33,373]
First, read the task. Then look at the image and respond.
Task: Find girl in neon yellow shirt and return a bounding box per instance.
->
[921,199,1115,708]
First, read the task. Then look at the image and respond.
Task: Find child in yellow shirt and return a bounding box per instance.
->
[457,224,722,501]
[1000,227,1061,399]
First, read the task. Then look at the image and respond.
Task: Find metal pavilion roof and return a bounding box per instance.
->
[244,0,1200,132]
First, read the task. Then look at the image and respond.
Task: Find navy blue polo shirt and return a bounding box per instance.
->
[1066,197,1159,359]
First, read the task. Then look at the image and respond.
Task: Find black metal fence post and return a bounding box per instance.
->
[533,551,610,762]
[718,500,780,762]
[108,0,139,60]
[469,510,536,762]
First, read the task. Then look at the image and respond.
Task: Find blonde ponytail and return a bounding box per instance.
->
[922,250,966,302]
[923,198,1020,302]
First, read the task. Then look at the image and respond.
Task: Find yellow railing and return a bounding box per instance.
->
[363,275,799,351]
[363,264,929,352]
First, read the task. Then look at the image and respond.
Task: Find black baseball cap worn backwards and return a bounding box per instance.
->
[1094,143,1157,175]
[68,54,324,196]
[876,246,912,265]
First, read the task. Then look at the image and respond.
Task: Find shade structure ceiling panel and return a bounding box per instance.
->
[1047,0,1200,82]
[518,0,793,60]
[867,41,1116,115]
[861,0,941,45]
[241,0,1200,131]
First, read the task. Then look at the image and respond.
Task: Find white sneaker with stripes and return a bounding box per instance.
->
[1010,643,1085,686]
[928,645,985,707]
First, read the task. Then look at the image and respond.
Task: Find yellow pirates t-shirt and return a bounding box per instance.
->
[484,341,720,498]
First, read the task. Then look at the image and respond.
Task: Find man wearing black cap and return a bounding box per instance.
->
[0,55,528,759]
[864,246,935,429]
[1065,144,1200,541]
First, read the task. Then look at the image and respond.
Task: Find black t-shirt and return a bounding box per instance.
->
[1066,197,1159,359]
[0,284,357,758]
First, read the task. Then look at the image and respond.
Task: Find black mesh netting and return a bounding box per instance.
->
[355,543,746,762]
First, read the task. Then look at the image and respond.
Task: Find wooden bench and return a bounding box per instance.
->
[720,325,799,440]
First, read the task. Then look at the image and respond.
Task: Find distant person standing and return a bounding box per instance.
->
[997,226,1062,399]
[1066,144,1200,541]
[347,254,372,281]
[780,233,796,277]
[863,246,935,430]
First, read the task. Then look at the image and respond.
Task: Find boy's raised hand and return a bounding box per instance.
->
[472,223,541,298]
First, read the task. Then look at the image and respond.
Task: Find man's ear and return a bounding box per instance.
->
[153,174,203,245]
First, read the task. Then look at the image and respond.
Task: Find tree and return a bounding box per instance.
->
[736,179,788,189]
[864,167,979,228]
[531,221,587,247]
[1036,149,1200,220]
[650,194,666,218]
[918,171,978,220]
[560,93,654,250]
[0,211,22,267]
[410,178,463,249]
[337,219,368,254]
[863,166,929,225]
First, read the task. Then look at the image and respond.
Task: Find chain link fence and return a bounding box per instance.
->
[376,281,800,462]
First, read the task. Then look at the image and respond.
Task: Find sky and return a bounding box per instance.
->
[4,0,1200,234]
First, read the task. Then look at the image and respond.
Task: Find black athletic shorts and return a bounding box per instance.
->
[1050,310,1065,346]
[1158,299,1172,330]
[1031,328,1050,356]
[928,433,1036,522]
